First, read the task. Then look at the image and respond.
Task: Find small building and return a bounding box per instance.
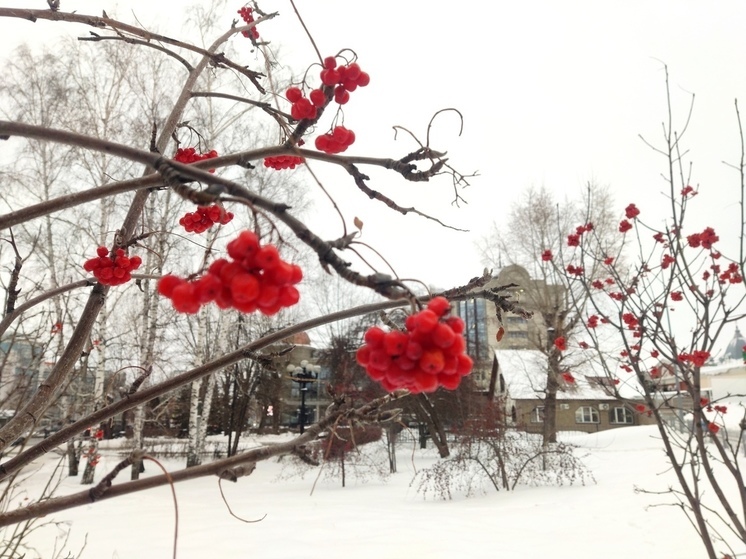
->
[493,349,655,433]
[701,326,746,403]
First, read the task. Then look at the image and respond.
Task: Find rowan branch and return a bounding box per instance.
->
[0,390,408,527]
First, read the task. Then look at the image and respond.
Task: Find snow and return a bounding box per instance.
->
[7,426,745,558]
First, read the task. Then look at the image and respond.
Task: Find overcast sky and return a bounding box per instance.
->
[2,1,746,332]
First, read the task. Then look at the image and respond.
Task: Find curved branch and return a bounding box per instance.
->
[0,144,463,232]
[0,8,273,93]
[0,298,407,480]
[0,390,407,527]
[0,279,94,339]
[0,122,416,299]
[0,279,519,481]
[79,32,194,72]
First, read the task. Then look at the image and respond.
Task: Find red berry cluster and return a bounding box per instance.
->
[83,247,142,286]
[173,147,219,173]
[355,297,473,394]
[237,6,259,40]
[315,126,355,154]
[263,155,305,170]
[320,56,370,104]
[178,204,234,234]
[157,230,302,315]
[687,227,719,250]
[286,86,320,121]
[678,350,710,368]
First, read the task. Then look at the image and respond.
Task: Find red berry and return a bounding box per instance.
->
[405,340,423,360]
[96,246,108,258]
[323,56,337,70]
[438,373,461,390]
[356,72,370,87]
[255,244,281,270]
[256,283,280,307]
[368,349,391,372]
[419,349,445,375]
[231,273,260,303]
[456,354,473,376]
[356,345,371,366]
[413,309,439,333]
[195,274,222,303]
[426,296,451,317]
[345,63,361,81]
[278,285,300,307]
[445,316,465,334]
[432,323,456,349]
[320,68,340,86]
[334,86,350,105]
[364,326,386,347]
[309,88,327,107]
[227,231,260,260]
[383,330,409,356]
[286,87,303,103]
[171,283,200,314]
[412,371,439,393]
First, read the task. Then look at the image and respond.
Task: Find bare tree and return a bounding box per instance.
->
[0,6,504,543]
[479,183,619,445]
[554,68,746,558]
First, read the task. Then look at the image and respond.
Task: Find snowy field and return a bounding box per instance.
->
[5,425,745,559]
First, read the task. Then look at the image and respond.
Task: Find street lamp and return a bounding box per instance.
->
[286,360,320,434]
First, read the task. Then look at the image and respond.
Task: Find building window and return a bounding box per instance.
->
[456,298,490,361]
[610,406,634,425]
[531,406,545,423]
[575,406,599,424]
[505,330,528,339]
[506,316,526,325]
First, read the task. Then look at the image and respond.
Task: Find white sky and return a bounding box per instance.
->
[2,1,746,311]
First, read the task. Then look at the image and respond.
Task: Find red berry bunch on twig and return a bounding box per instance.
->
[173,147,219,173]
[356,297,473,394]
[178,204,234,234]
[320,56,370,103]
[263,155,305,170]
[157,230,302,315]
[237,6,259,40]
[315,126,355,154]
[286,87,318,121]
[83,247,142,286]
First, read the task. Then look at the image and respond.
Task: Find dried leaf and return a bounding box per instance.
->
[496,326,505,342]
[353,216,364,231]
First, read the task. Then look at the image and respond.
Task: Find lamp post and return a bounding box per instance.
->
[286,360,320,434]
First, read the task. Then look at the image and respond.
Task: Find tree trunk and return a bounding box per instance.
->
[186,378,204,468]
[386,424,398,473]
[66,439,81,476]
[543,353,560,446]
[414,394,450,458]
[80,441,98,484]
[130,405,145,479]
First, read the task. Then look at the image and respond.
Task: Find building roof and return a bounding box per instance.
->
[495,349,642,401]
[721,326,746,362]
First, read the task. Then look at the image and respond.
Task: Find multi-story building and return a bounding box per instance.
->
[0,339,44,411]
[455,264,564,391]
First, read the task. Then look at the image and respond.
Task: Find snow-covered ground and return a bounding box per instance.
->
[5,425,746,558]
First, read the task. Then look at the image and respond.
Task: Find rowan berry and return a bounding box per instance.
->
[84,245,142,286]
[158,231,302,316]
[309,89,327,107]
[356,297,472,393]
[426,296,451,317]
[286,87,303,103]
